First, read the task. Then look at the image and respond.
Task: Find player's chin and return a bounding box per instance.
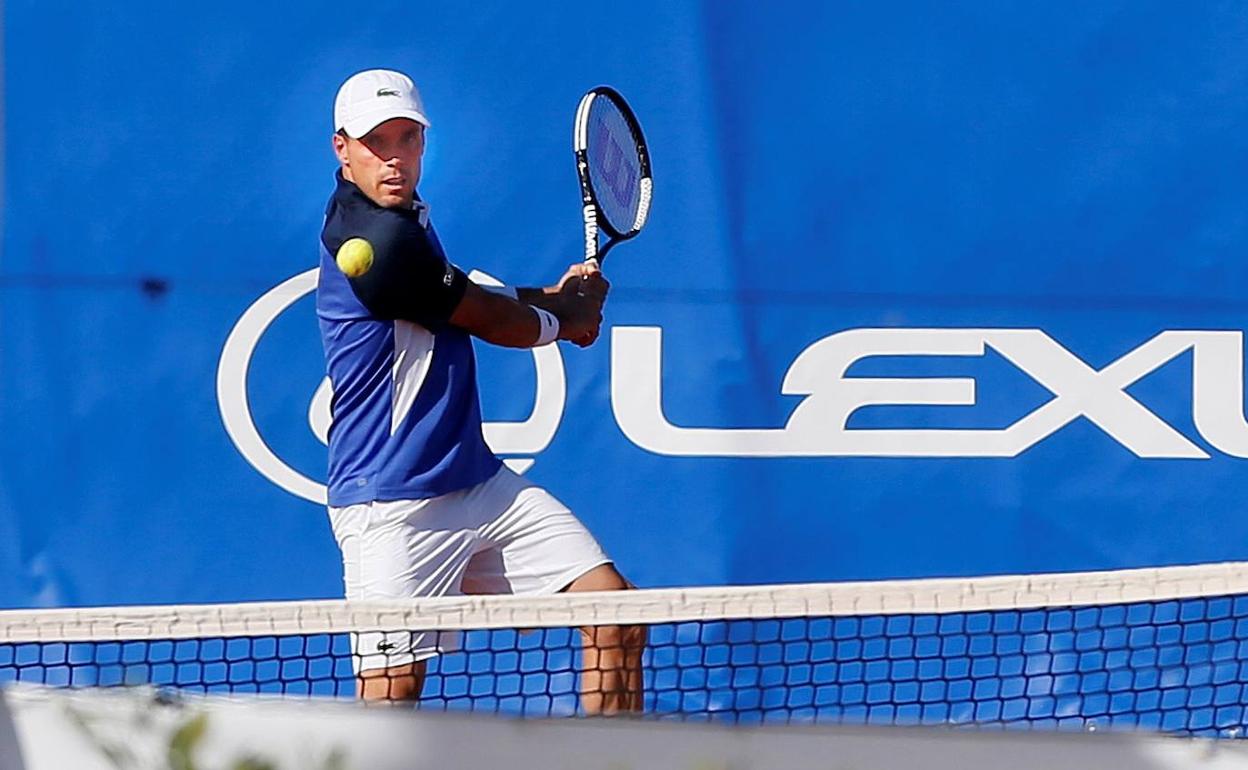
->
[375,187,411,208]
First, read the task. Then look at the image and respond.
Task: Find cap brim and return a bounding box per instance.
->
[341,108,431,139]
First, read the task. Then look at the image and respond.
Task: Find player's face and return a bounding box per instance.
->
[334,118,425,208]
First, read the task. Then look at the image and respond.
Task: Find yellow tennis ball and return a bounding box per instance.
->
[336,238,374,278]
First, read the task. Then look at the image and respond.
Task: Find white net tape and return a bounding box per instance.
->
[2,561,1246,643]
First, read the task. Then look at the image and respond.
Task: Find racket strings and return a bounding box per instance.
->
[586,99,644,233]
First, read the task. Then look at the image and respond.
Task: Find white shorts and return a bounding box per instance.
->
[327,465,611,672]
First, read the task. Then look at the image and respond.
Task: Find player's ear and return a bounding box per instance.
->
[332,131,350,166]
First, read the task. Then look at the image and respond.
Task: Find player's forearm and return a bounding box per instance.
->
[462,267,605,348]
[517,286,558,310]
[451,282,568,348]
[451,290,542,348]
[516,261,606,312]
[478,285,558,314]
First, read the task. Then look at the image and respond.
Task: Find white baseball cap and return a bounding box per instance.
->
[334,69,431,138]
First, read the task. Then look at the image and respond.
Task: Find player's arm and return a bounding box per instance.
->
[512,263,608,313]
[342,217,605,348]
[450,278,604,349]
[467,263,609,347]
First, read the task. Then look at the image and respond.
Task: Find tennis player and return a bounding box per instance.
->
[316,69,643,714]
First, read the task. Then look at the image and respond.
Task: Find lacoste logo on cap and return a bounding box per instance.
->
[376,88,401,97]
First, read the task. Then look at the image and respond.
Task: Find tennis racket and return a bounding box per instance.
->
[573,86,652,267]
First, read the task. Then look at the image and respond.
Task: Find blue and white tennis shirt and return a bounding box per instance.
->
[317,173,501,507]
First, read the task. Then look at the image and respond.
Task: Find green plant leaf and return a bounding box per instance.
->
[167,713,210,770]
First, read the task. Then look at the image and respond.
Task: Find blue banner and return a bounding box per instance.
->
[3,2,1247,608]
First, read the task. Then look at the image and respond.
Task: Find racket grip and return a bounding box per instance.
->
[576,256,603,297]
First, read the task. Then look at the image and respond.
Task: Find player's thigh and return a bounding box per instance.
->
[329,498,481,599]
[464,468,611,596]
[327,497,483,673]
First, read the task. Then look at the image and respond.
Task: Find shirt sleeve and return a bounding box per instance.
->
[344,212,469,329]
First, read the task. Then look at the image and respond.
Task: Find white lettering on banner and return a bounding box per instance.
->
[216,269,565,504]
[610,327,1248,459]
[220,271,1248,502]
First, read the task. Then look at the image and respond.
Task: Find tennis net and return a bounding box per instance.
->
[3,562,1248,735]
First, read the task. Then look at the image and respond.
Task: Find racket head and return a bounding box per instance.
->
[574,86,652,250]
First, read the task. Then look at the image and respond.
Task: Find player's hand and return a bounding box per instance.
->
[554,261,610,303]
[552,263,609,347]
[554,266,607,348]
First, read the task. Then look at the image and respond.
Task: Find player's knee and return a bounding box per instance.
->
[581,622,647,653]
[570,566,645,652]
[358,662,424,701]
[621,622,647,652]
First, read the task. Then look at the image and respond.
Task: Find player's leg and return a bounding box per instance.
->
[328,497,482,702]
[564,563,647,715]
[357,660,426,701]
[468,466,645,715]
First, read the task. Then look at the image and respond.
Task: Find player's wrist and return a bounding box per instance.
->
[533,307,560,346]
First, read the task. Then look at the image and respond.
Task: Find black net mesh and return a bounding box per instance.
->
[4,594,1248,736]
